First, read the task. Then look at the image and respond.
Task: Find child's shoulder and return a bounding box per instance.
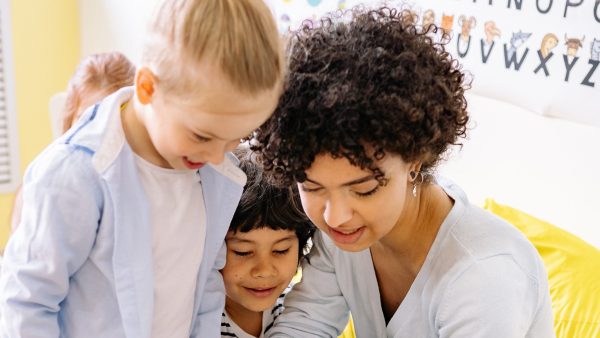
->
[269,284,292,321]
[63,87,133,156]
[23,89,135,189]
[20,140,104,212]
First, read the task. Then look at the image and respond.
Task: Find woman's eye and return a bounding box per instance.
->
[273,249,290,255]
[354,185,380,197]
[233,250,251,257]
[300,185,321,193]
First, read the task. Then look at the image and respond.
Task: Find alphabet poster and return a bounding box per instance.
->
[267,0,600,127]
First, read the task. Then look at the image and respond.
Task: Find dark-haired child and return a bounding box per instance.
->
[220,148,315,338]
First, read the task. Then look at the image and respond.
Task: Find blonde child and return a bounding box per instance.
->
[0,0,283,337]
[220,148,315,338]
[9,51,135,232]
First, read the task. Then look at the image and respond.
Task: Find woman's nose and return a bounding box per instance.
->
[323,196,353,228]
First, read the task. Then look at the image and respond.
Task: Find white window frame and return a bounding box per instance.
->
[0,0,19,193]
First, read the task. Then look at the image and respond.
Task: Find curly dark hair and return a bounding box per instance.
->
[251,6,469,186]
[230,147,315,262]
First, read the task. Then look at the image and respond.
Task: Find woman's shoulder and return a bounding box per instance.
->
[429,178,544,286]
[453,203,540,264]
[436,177,541,270]
[425,199,551,333]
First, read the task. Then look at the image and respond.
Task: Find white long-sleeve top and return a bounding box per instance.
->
[267,178,554,338]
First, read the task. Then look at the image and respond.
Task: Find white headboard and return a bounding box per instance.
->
[439,93,600,248]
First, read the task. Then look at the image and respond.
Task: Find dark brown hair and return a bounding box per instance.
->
[230,147,315,262]
[251,6,469,186]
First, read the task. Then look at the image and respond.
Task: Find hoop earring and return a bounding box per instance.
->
[409,171,424,197]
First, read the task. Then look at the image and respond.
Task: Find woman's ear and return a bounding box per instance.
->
[408,162,423,180]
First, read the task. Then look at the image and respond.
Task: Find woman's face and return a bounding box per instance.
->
[298,152,415,252]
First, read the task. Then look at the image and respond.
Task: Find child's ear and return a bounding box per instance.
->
[135,67,157,105]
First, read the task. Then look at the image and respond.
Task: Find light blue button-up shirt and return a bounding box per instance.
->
[0,87,246,338]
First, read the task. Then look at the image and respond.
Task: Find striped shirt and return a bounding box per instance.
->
[221,287,289,338]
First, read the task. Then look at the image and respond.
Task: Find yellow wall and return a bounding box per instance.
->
[0,0,80,250]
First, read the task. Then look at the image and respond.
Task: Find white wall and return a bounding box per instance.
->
[79,1,600,248]
[79,0,159,63]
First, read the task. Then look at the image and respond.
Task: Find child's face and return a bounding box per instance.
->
[138,65,279,170]
[222,228,299,313]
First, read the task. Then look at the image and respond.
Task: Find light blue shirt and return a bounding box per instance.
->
[0,87,246,338]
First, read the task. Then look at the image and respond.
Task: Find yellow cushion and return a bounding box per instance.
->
[484,199,600,338]
[339,316,356,338]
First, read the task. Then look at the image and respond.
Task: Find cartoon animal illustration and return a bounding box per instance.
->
[458,15,476,42]
[565,34,584,57]
[422,9,435,32]
[440,14,454,33]
[592,38,600,61]
[507,30,532,58]
[540,33,558,58]
[401,10,418,26]
[480,21,501,63]
[483,21,501,45]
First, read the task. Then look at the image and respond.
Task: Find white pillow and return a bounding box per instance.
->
[439,93,600,248]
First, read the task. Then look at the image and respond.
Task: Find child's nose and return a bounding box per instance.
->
[251,259,277,278]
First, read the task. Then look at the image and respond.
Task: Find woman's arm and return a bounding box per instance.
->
[266,232,351,338]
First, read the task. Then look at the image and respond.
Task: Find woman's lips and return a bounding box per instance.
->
[328,226,366,245]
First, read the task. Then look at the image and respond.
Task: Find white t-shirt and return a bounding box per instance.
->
[221,286,289,338]
[135,156,206,338]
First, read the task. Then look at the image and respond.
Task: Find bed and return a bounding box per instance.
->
[439,92,600,337]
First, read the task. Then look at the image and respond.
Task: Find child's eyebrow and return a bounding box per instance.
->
[305,174,376,187]
[227,235,296,244]
[272,235,296,244]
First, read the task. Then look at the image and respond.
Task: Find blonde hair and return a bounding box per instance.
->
[142,0,283,96]
[63,52,135,132]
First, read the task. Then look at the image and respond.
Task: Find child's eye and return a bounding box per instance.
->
[354,186,380,198]
[194,133,211,142]
[273,249,289,255]
[233,250,251,257]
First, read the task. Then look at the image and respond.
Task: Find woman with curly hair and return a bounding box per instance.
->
[252,6,554,338]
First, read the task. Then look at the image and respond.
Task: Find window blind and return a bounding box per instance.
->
[0,0,19,193]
